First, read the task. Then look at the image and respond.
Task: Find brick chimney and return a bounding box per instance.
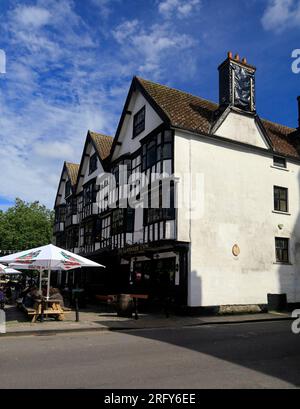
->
[218,52,256,113]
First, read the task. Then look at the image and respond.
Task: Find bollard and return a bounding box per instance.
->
[75,296,79,322]
[134,298,139,320]
[40,300,44,322]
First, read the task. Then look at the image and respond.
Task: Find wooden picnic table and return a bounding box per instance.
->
[23,298,71,323]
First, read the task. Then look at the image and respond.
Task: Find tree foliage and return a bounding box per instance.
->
[0,199,54,252]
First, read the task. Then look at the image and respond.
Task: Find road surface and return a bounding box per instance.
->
[0,320,299,389]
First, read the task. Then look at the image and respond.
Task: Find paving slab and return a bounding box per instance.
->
[1,305,293,337]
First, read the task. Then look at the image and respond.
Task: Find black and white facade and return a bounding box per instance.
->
[54,53,300,310]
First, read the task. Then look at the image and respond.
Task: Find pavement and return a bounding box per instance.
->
[1,304,293,337]
[0,320,299,388]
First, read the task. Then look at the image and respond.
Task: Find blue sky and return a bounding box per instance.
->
[0,0,299,209]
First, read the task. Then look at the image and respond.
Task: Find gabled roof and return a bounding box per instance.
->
[89,131,113,161]
[137,77,218,135]
[134,77,300,160]
[54,161,79,207]
[75,131,113,194]
[261,119,300,158]
[65,162,79,188]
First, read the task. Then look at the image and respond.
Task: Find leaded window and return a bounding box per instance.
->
[89,153,98,174]
[133,106,145,138]
[141,130,173,171]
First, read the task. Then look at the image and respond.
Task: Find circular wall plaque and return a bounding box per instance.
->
[232,244,240,257]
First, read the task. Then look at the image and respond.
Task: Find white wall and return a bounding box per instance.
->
[112,90,163,161]
[111,89,164,244]
[77,142,106,194]
[175,129,300,307]
[215,111,269,149]
[55,169,68,206]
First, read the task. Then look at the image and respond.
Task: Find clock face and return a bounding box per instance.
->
[233,65,255,111]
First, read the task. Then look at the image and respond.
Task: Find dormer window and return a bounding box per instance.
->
[273,156,287,169]
[133,106,145,138]
[89,153,98,174]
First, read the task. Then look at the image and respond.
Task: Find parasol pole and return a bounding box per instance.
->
[46,264,51,300]
[39,270,42,293]
[75,266,81,322]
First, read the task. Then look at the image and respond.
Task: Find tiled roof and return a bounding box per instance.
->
[137,77,300,159]
[65,162,79,187]
[261,119,299,158]
[89,131,113,161]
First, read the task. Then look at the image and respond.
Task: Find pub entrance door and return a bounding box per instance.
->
[132,257,177,307]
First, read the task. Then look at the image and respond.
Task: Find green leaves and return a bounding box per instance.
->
[0,199,54,252]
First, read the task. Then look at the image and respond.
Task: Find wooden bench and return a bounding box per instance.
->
[21,303,42,323]
[23,306,40,323]
[42,302,72,322]
[22,301,72,322]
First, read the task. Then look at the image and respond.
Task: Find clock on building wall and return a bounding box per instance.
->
[232,244,240,257]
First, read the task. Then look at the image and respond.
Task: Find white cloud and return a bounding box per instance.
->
[112,20,196,76]
[262,0,300,32]
[112,20,139,43]
[34,141,75,159]
[0,0,120,208]
[0,93,113,206]
[13,5,51,28]
[0,0,199,208]
[90,0,120,18]
[158,0,201,18]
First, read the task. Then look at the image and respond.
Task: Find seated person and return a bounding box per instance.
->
[5,286,12,304]
[49,288,64,308]
[23,287,42,308]
[23,293,34,308]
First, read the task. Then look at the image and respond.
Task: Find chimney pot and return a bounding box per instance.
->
[242,57,247,64]
[228,51,233,59]
[234,54,240,61]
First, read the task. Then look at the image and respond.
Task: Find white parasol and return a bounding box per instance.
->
[0,244,105,299]
[0,263,22,275]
